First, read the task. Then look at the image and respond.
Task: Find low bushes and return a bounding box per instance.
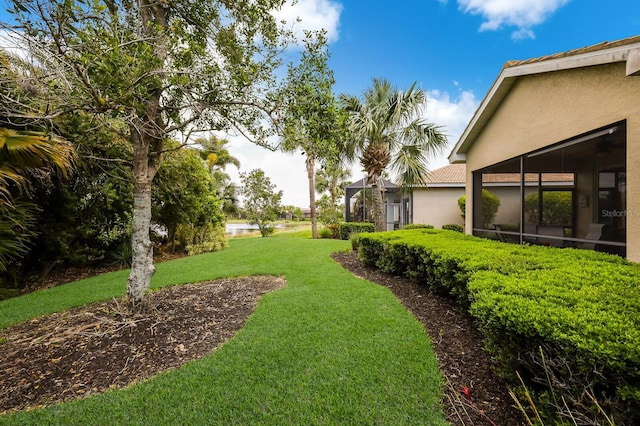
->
[402,223,434,230]
[441,224,463,233]
[357,229,640,424]
[338,222,375,240]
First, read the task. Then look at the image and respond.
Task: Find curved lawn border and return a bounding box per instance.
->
[0,236,447,425]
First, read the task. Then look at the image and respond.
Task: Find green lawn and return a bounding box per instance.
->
[0,234,447,425]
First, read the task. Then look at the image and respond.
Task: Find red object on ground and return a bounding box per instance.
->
[458,386,470,398]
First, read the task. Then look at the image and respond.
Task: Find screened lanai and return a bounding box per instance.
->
[473,122,627,256]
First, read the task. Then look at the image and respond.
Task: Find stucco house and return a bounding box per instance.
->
[449,36,640,260]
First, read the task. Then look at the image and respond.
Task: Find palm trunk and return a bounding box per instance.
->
[306,154,318,239]
[370,175,385,232]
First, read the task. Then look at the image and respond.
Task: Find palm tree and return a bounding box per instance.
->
[196,135,241,216]
[340,78,448,231]
[0,127,75,271]
[0,127,75,209]
[315,160,351,207]
[197,135,241,173]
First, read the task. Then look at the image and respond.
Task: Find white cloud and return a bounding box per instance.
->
[273,0,342,44]
[425,89,479,168]
[456,0,571,40]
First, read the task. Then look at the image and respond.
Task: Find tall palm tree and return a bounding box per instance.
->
[340,78,448,231]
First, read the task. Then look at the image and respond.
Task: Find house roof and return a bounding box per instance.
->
[448,35,640,163]
[417,164,573,188]
[424,164,466,185]
[345,177,397,189]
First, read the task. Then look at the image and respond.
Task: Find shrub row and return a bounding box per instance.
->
[338,222,375,240]
[356,229,640,423]
[402,223,434,230]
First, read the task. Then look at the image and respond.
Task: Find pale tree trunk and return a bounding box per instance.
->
[127,129,160,305]
[370,175,386,232]
[306,154,318,239]
[126,1,166,305]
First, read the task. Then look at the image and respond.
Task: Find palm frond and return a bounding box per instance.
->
[390,143,430,187]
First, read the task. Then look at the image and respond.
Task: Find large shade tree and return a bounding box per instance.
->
[340,78,448,231]
[2,0,290,304]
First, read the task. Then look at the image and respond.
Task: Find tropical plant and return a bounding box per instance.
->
[3,0,290,304]
[198,135,241,172]
[197,135,242,218]
[0,128,75,272]
[240,169,283,237]
[315,160,351,207]
[0,127,75,209]
[340,78,448,231]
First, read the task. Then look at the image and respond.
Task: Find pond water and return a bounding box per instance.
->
[225,223,286,236]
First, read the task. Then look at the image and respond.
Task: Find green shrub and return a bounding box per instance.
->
[441,224,463,233]
[458,189,500,227]
[176,223,228,255]
[318,227,332,239]
[349,232,361,251]
[339,222,375,240]
[402,223,434,229]
[357,228,640,423]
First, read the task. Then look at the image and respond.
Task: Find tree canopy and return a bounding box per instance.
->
[2,0,291,303]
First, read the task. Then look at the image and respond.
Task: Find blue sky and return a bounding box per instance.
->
[251,0,640,205]
[3,1,640,206]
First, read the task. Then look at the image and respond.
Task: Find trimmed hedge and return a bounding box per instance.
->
[441,224,463,233]
[339,222,375,240]
[357,229,640,423]
[402,223,434,230]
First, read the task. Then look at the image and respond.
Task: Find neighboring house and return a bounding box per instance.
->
[411,164,573,229]
[411,164,465,228]
[344,177,409,230]
[449,36,640,260]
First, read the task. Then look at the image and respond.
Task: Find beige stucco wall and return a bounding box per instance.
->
[412,187,465,228]
[463,62,640,261]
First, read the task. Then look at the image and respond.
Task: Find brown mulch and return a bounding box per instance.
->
[0,276,286,414]
[1,251,525,425]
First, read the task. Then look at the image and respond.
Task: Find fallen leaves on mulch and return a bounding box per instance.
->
[0,276,285,414]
